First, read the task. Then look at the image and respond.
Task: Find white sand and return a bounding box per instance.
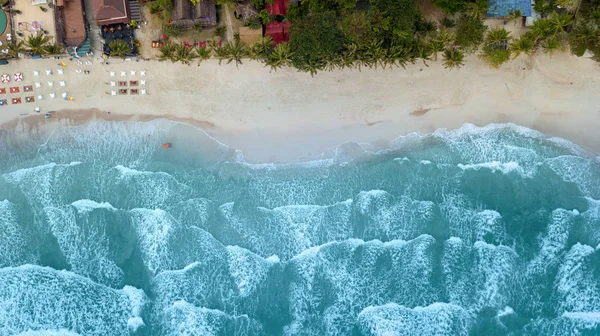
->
[0,54,599,162]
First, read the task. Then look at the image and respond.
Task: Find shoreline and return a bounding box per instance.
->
[0,54,599,162]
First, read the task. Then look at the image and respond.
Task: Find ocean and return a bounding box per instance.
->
[0,120,599,336]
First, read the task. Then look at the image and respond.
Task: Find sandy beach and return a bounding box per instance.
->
[0,54,599,162]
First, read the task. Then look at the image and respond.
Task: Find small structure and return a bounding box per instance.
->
[172,0,217,28]
[239,26,261,45]
[59,0,87,48]
[265,0,290,44]
[91,0,131,26]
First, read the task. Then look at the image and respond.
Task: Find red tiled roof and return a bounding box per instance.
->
[92,0,130,25]
[265,0,290,44]
[63,0,86,46]
[265,21,290,44]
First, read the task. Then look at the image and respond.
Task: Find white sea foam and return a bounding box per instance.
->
[562,312,600,323]
[0,265,145,335]
[70,199,116,213]
[42,204,125,287]
[554,243,600,313]
[15,330,81,336]
[356,302,470,336]
[227,245,272,297]
[457,161,524,175]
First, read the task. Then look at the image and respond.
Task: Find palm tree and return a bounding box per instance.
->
[486,27,511,47]
[266,42,293,71]
[529,19,553,40]
[6,40,26,58]
[427,39,444,61]
[25,32,52,56]
[195,46,211,66]
[248,36,274,61]
[44,44,64,55]
[569,23,599,50]
[364,39,387,69]
[509,35,535,58]
[222,39,247,67]
[174,44,195,64]
[541,35,562,55]
[548,12,574,35]
[466,0,489,20]
[158,41,177,62]
[109,40,129,58]
[442,48,465,70]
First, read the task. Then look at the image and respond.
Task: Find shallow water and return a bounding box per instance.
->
[0,120,599,335]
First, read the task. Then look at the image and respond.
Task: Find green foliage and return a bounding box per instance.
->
[480,45,510,67]
[509,35,535,57]
[529,18,553,40]
[442,48,465,69]
[158,41,177,62]
[25,32,52,56]
[108,40,130,58]
[569,22,600,57]
[245,16,262,29]
[195,46,211,66]
[289,11,345,73]
[369,0,419,40]
[44,44,64,55]
[174,44,195,64]
[248,35,275,60]
[340,12,377,47]
[220,39,248,67]
[548,12,574,34]
[193,23,203,33]
[485,27,511,47]
[130,20,139,28]
[162,24,184,37]
[215,26,226,39]
[190,0,199,5]
[541,35,563,55]
[466,0,489,20]
[252,0,274,10]
[286,4,307,22]
[266,42,294,70]
[431,0,469,14]
[156,0,172,11]
[149,2,162,14]
[455,16,487,53]
[6,40,25,58]
[441,17,456,28]
[260,9,272,24]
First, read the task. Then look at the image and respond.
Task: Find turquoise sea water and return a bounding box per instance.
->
[0,120,600,335]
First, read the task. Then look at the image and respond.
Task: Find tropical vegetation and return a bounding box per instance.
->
[145,0,597,74]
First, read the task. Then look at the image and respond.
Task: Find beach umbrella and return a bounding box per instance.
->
[1,74,9,83]
[58,69,64,75]
[49,93,55,99]
[33,70,39,76]
[14,73,23,81]
[140,71,146,76]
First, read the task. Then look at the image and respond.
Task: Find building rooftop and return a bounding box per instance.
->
[61,0,86,46]
[92,0,130,25]
[172,0,217,28]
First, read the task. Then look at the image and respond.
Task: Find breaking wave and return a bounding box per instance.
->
[0,120,599,335]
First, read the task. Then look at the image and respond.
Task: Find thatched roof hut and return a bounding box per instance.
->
[172,0,217,28]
